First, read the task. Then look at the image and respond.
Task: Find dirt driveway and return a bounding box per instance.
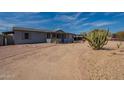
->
[0,42,124,80]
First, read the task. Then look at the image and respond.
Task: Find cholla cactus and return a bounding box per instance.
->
[84,29,109,50]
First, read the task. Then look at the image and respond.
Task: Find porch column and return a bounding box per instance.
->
[5,37,7,45]
[50,33,52,38]
[55,33,57,38]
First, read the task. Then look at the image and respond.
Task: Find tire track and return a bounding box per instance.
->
[0,44,57,62]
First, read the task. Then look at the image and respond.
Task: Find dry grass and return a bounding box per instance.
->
[0,41,124,80]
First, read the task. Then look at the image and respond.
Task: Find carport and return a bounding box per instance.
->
[2,31,14,45]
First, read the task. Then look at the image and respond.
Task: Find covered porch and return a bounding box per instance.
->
[46,32,74,43]
[2,31,15,45]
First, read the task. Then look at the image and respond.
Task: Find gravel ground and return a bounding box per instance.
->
[0,41,124,80]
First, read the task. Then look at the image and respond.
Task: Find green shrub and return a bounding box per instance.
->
[116,31,124,41]
[84,29,109,50]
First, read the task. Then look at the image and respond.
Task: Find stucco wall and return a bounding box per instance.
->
[14,31,47,44]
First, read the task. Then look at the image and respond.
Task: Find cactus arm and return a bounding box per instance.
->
[84,29,109,50]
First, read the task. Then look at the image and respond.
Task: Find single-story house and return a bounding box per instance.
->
[2,27,76,45]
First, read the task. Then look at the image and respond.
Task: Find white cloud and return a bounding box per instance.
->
[93,22,115,27]
[54,15,75,22]
[74,12,82,19]
[18,19,51,24]
[54,13,88,30]
[0,13,52,31]
[58,17,88,29]
[74,18,88,25]
[54,12,82,22]
[83,21,117,27]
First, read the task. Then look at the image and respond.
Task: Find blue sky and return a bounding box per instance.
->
[0,12,124,34]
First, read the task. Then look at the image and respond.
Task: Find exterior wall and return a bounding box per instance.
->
[13,29,75,44]
[14,31,47,44]
[0,35,3,46]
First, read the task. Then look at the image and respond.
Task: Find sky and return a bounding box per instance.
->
[0,12,124,34]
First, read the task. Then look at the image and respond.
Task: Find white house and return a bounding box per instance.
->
[2,27,76,45]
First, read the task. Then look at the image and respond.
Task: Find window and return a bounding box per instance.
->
[24,33,29,39]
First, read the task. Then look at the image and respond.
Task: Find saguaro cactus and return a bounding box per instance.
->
[84,29,109,50]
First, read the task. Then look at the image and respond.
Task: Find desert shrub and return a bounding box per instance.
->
[116,31,124,41]
[84,29,109,50]
[117,42,122,48]
[51,38,59,43]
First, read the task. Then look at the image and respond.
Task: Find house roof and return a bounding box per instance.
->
[13,27,54,33]
[13,27,76,35]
